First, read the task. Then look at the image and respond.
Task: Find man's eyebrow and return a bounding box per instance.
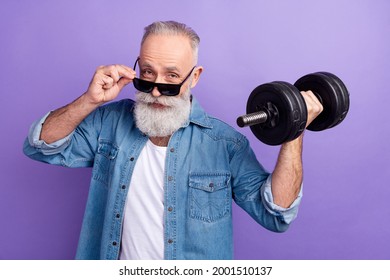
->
[165,66,180,72]
[139,62,180,72]
[140,61,153,68]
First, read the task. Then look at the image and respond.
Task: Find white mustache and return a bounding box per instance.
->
[135,89,191,107]
[135,91,177,107]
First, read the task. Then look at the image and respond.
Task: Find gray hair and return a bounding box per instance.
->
[141,21,200,63]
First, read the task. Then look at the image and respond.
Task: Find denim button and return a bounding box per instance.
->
[167,239,173,244]
[168,206,173,212]
[121,185,126,189]
[112,241,117,246]
[209,183,214,188]
[170,148,175,153]
[116,214,120,218]
[130,157,135,161]
[168,176,173,181]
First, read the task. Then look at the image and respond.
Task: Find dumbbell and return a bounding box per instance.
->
[236,72,350,145]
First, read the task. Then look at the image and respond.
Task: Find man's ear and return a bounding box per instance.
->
[190,66,203,88]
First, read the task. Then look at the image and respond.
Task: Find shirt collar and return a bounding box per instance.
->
[187,96,213,129]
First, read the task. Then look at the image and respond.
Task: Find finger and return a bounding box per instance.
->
[302,91,322,107]
[100,75,115,89]
[117,77,133,90]
[301,90,316,103]
[301,91,323,127]
[301,91,322,112]
[98,65,121,83]
[115,64,137,80]
[96,64,136,81]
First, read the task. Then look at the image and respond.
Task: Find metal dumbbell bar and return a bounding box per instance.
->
[237,72,350,145]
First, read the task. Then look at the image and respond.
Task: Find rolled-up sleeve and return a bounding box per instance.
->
[27,112,74,155]
[261,175,303,224]
[23,105,103,168]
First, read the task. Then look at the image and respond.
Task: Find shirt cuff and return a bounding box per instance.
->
[261,175,303,224]
[28,112,74,155]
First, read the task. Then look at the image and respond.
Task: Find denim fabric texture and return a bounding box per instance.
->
[23,97,302,260]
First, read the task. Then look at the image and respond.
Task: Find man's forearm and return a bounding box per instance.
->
[40,94,99,144]
[40,65,136,144]
[271,135,303,208]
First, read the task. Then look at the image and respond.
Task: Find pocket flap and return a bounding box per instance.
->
[189,172,231,192]
[97,140,119,160]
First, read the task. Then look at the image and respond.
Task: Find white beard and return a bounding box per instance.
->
[134,89,191,137]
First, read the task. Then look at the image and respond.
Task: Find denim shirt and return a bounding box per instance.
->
[23,97,302,260]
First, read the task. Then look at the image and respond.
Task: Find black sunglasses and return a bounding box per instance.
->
[132,58,196,96]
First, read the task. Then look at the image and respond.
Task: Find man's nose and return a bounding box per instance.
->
[151,87,162,97]
[151,75,165,97]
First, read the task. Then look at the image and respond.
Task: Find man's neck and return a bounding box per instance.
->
[150,136,171,147]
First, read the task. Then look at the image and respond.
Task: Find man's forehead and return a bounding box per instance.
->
[141,33,192,48]
[139,34,194,68]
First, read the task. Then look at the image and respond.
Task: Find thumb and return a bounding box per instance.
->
[117,77,133,91]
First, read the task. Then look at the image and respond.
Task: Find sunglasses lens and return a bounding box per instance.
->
[158,84,180,96]
[133,78,154,93]
[134,78,181,96]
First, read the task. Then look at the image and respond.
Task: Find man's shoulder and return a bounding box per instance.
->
[203,114,247,143]
[190,98,247,143]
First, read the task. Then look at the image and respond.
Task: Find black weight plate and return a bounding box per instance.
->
[246,82,307,145]
[317,72,350,128]
[294,72,349,131]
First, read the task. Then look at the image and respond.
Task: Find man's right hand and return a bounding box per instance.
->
[39,64,136,144]
[84,64,136,106]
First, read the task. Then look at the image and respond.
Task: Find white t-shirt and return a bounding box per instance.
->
[119,140,166,260]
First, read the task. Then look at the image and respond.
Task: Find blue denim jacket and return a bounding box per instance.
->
[23,97,302,260]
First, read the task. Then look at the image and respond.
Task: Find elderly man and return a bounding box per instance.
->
[23,21,322,260]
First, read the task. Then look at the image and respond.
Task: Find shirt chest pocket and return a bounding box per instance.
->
[188,172,231,223]
[93,140,119,185]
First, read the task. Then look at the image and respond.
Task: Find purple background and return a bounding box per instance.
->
[1,0,389,260]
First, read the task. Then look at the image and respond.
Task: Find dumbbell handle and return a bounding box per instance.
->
[237,89,323,128]
[237,111,268,127]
